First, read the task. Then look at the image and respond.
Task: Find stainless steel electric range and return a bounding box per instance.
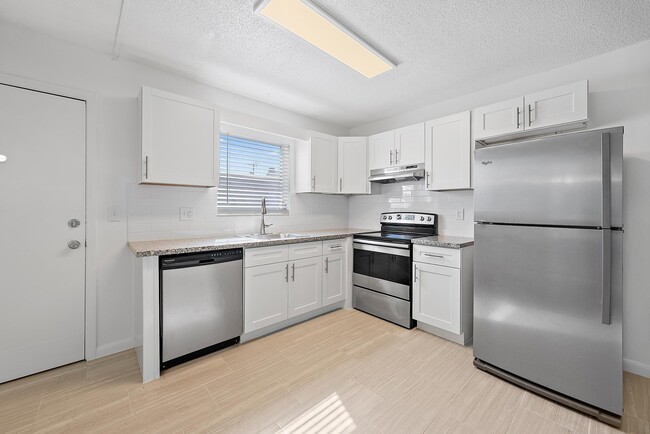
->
[352,212,437,328]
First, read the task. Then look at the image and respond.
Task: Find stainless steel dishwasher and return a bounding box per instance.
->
[160,248,243,369]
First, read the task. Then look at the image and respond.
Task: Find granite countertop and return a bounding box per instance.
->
[411,235,474,249]
[128,228,373,257]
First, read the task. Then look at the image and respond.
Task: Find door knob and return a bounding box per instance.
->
[68,219,81,228]
[68,240,81,249]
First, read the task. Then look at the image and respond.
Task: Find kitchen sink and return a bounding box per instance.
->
[238,233,304,240]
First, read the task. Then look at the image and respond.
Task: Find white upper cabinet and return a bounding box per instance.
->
[140,87,219,187]
[369,123,425,170]
[295,131,337,193]
[425,111,471,191]
[524,81,588,131]
[394,123,425,166]
[473,81,588,142]
[368,130,394,170]
[472,96,524,141]
[337,137,369,194]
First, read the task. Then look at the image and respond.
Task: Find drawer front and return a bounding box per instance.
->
[323,238,347,254]
[244,245,289,268]
[288,241,323,260]
[413,245,460,268]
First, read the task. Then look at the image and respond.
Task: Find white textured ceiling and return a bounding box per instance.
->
[1,0,649,127]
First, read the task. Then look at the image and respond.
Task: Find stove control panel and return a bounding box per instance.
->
[380,212,437,226]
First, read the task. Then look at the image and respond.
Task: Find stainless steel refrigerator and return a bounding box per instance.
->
[473,127,623,426]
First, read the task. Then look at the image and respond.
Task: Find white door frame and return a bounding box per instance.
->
[0,71,99,360]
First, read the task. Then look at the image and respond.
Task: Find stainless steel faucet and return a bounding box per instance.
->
[260,197,273,234]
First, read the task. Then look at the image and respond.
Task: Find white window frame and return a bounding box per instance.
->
[218,123,292,216]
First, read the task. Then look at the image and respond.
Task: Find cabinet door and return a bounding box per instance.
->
[141,87,219,187]
[413,262,461,334]
[244,262,288,332]
[337,137,369,194]
[288,257,323,318]
[524,81,588,131]
[310,131,337,193]
[394,123,425,165]
[368,130,395,169]
[425,111,471,191]
[473,97,524,140]
[323,253,345,305]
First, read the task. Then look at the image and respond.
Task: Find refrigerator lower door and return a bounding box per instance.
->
[474,127,623,228]
[474,224,622,415]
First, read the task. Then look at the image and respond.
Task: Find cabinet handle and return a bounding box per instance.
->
[426,171,430,188]
[325,257,329,273]
[291,263,295,281]
[329,244,342,249]
[423,253,445,259]
[339,178,342,192]
[395,149,399,164]
[144,156,149,179]
[311,176,316,191]
[414,264,417,282]
[389,150,393,165]
[285,264,289,282]
[528,104,534,126]
[516,107,521,129]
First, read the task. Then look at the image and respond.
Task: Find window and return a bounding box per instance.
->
[218,131,290,215]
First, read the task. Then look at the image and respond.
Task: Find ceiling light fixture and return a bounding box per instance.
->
[254,0,396,78]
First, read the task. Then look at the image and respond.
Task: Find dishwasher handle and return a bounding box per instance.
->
[160,248,243,270]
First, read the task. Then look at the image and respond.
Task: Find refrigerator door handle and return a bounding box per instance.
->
[601,229,612,325]
[601,133,611,229]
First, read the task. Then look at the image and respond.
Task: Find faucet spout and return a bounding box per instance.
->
[260,197,272,234]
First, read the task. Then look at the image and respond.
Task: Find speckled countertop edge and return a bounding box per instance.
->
[411,235,474,249]
[128,228,374,257]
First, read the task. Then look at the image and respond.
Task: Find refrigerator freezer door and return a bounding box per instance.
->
[473,224,622,415]
[475,128,621,228]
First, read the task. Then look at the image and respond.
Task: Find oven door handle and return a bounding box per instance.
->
[353,239,410,250]
[353,242,411,257]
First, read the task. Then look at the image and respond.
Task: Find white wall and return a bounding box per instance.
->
[0,23,349,358]
[350,39,650,377]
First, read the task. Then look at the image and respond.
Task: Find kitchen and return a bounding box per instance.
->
[1,1,650,433]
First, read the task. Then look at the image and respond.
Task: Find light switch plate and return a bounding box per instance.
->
[180,207,195,221]
[456,209,465,220]
[108,206,121,222]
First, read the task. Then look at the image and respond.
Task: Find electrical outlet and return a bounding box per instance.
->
[107,206,121,222]
[180,207,195,221]
[456,209,465,220]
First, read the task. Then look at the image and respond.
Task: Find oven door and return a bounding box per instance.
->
[353,240,411,300]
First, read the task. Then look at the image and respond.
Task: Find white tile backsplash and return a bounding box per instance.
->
[348,181,474,237]
[127,183,350,241]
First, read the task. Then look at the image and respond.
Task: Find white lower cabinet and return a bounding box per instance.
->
[412,244,474,344]
[322,252,345,305]
[244,239,349,333]
[288,257,323,318]
[244,262,289,332]
[413,262,461,334]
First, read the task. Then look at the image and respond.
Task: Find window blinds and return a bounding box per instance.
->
[217,133,290,214]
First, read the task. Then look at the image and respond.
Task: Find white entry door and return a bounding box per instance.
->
[0,84,86,383]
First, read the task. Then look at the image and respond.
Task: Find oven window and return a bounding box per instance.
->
[353,248,411,286]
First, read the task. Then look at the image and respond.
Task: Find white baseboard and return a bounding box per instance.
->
[624,358,650,378]
[94,337,135,359]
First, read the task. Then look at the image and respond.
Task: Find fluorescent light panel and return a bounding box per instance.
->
[254,0,395,78]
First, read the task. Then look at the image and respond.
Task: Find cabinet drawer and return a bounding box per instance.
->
[288,241,323,260]
[413,245,460,268]
[244,245,289,268]
[323,238,347,254]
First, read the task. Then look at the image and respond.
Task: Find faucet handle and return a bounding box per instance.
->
[265,223,273,228]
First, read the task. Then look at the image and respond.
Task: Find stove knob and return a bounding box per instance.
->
[382,215,387,220]
[427,217,432,221]
[420,216,425,221]
[396,214,402,220]
[388,216,392,220]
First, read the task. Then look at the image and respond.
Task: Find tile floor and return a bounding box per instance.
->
[1,309,649,433]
